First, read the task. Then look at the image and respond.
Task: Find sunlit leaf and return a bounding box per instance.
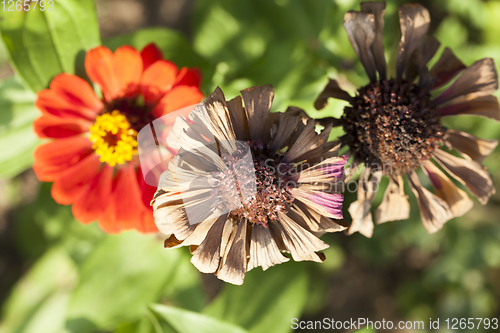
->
[66,233,204,332]
[151,304,248,333]
[204,262,309,333]
[0,76,39,178]
[0,249,78,333]
[0,0,100,92]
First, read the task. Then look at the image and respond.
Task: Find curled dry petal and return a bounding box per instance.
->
[438,95,500,121]
[446,129,498,162]
[343,11,378,82]
[347,168,382,238]
[360,1,387,80]
[434,58,498,106]
[433,149,495,205]
[408,171,453,234]
[314,79,353,110]
[375,176,410,224]
[396,4,430,79]
[429,47,466,89]
[423,160,473,218]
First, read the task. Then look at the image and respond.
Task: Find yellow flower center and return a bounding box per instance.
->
[89,110,138,167]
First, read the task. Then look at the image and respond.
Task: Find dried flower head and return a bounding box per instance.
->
[315,2,498,237]
[152,85,348,285]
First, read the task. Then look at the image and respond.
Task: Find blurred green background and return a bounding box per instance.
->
[1,0,500,332]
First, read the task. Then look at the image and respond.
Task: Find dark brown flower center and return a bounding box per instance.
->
[105,97,155,132]
[212,141,295,227]
[341,79,446,175]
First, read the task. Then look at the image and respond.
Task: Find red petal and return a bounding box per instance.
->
[33,114,91,139]
[33,136,93,181]
[36,74,103,120]
[139,208,157,233]
[141,43,163,70]
[113,45,143,97]
[72,164,113,224]
[139,60,178,104]
[153,85,203,117]
[108,165,144,231]
[85,46,121,101]
[51,154,102,205]
[174,67,202,87]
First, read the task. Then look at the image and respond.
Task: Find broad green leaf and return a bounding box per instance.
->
[66,233,203,332]
[104,27,206,70]
[0,0,101,93]
[204,262,309,333]
[151,304,248,333]
[0,249,78,333]
[0,76,39,178]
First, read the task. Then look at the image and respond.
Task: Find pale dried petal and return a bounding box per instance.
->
[347,168,381,238]
[276,212,329,262]
[423,160,473,218]
[314,79,353,110]
[408,171,453,234]
[241,85,274,141]
[433,149,495,204]
[195,87,238,153]
[396,4,430,79]
[375,176,410,224]
[434,58,498,105]
[343,11,378,82]
[247,225,289,271]
[447,129,498,162]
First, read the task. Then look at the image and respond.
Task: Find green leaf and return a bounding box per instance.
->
[65,233,203,332]
[0,76,39,178]
[0,249,78,333]
[204,263,309,333]
[151,304,248,333]
[0,0,101,93]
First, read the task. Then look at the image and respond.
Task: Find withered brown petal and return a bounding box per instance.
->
[191,215,228,274]
[216,219,248,285]
[434,58,498,105]
[438,95,500,121]
[314,79,353,110]
[396,4,430,80]
[423,160,473,218]
[433,149,495,205]
[226,95,248,141]
[269,112,301,152]
[375,177,410,224]
[360,1,387,80]
[285,119,325,163]
[201,87,238,153]
[429,48,466,89]
[408,171,453,234]
[406,35,440,84]
[247,225,289,272]
[447,129,498,162]
[343,11,378,82]
[241,85,274,141]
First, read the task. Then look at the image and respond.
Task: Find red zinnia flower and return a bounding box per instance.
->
[33,44,204,233]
